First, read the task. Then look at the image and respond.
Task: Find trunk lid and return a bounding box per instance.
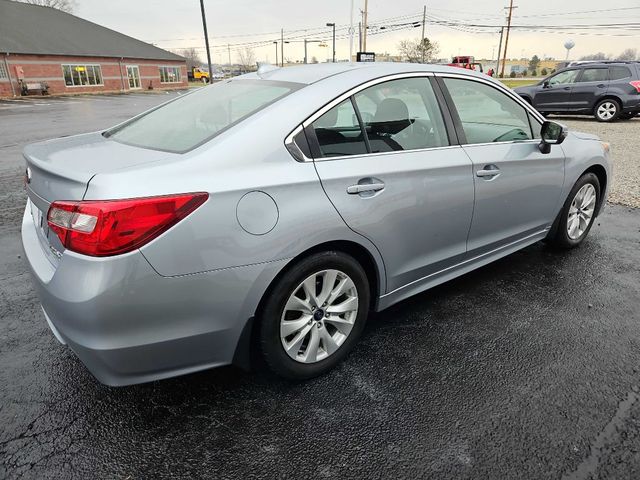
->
[24,132,179,203]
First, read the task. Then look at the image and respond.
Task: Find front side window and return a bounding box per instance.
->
[62,64,103,86]
[106,79,300,153]
[443,78,532,144]
[353,77,449,152]
[311,99,368,157]
[548,69,579,86]
[578,68,609,83]
[159,66,181,83]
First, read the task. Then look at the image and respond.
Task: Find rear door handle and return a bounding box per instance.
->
[476,165,501,179]
[347,182,385,194]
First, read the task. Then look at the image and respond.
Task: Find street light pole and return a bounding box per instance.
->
[199,0,213,78]
[281,28,284,67]
[326,23,336,62]
[273,41,278,66]
[304,39,308,64]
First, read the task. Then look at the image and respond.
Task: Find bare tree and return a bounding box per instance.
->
[397,38,439,63]
[237,47,256,73]
[579,52,610,61]
[19,0,74,13]
[181,47,202,70]
[617,48,638,61]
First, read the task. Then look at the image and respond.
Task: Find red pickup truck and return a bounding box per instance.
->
[448,56,484,73]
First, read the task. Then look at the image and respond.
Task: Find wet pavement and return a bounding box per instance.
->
[1,94,640,479]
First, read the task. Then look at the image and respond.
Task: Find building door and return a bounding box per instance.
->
[126,65,141,89]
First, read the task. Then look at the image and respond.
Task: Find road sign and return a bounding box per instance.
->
[357,52,375,62]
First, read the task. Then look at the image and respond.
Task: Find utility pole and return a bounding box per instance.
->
[358,21,362,52]
[499,0,517,78]
[496,27,504,77]
[304,39,308,64]
[349,0,354,61]
[281,28,284,67]
[420,5,426,63]
[273,41,278,66]
[326,23,336,62]
[227,44,231,67]
[362,0,368,52]
[199,0,213,78]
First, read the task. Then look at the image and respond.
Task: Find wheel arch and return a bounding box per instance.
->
[582,163,607,216]
[259,240,383,315]
[594,95,622,112]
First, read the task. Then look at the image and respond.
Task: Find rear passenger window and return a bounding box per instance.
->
[610,66,632,80]
[353,77,449,152]
[443,78,533,144]
[311,99,367,157]
[578,68,609,83]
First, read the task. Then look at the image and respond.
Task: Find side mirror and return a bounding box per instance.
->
[542,80,550,89]
[538,120,568,154]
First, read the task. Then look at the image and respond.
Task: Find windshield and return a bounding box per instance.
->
[105,79,302,153]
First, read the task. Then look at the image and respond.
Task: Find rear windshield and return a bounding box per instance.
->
[105,79,301,153]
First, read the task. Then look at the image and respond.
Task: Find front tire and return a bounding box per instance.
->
[259,251,370,380]
[547,173,600,249]
[594,99,620,122]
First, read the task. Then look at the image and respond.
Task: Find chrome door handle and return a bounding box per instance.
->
[476,166,501,179]
[347,182,385,194]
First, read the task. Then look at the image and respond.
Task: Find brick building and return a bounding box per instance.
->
[0,0,187,97]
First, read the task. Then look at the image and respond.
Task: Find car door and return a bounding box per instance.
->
[439,76,565,256]
[571,67,609,112]
[308,76,475,293]
[533,69,580,111]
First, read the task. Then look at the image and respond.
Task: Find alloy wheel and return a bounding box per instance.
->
[280,269,358,363]
[597,102,617,121]
[567,183,597,240]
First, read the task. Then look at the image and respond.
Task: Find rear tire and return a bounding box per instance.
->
[258,251,370,380]
[547,173,600,249]
[594,99,620,122]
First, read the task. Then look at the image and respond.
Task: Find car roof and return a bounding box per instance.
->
[241,62,490,85]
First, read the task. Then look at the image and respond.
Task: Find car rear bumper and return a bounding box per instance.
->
[21,201,287,386]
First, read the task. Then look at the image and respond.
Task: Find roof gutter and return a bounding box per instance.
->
[4,53,16,97]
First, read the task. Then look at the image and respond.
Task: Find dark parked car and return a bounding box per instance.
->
[514,61,640,122]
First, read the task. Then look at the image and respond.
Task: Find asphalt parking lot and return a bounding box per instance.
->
[1,93,640,479]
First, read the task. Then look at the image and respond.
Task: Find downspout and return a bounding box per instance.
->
[118,57,125,91]
[4,52,16,97]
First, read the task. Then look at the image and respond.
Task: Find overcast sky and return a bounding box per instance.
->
[75,0,640,64]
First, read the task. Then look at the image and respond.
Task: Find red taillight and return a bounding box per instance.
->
[630,81,640,93]
[47,192,208,257]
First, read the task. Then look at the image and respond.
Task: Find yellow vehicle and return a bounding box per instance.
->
[188,67,210,83]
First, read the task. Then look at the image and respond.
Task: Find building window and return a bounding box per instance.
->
[159,66,181,83]
[0,62,8,79]
[62,64,103,87]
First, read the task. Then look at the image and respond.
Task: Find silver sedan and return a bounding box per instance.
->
[21,63,611,385]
